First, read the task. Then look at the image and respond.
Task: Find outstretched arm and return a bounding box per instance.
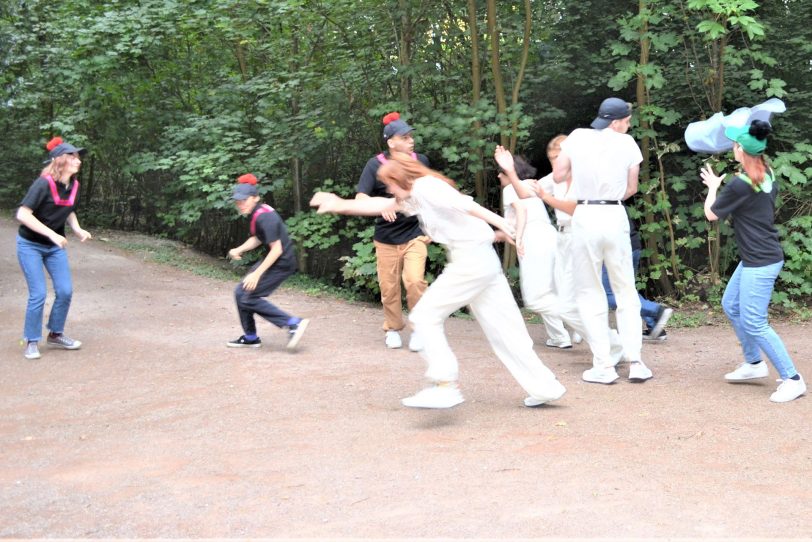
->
[494,145,536,199]
[310,192,400,216]
[467,202,515,245]
[700,164,724,221]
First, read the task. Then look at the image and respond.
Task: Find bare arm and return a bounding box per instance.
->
[493,146,535,199]
[241,239,283,291]
[66,212,91,242]
[16,206,67,248]
[467,202,515,244]
[311,192,400,216]
[624,164,640,200]
[512,201,527,256]
[536,184,577,216]
[228,236,263,260]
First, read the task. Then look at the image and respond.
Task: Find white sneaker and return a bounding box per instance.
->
[385,330,402,349]
[545,339,573,349]
[770,376,806,403]
[408,332,423,352]
[24,341,41,360]
[628,360,653,382]
[582,367,619,384]
[401,384,464,409]
[725,361,769,381]
[571,332,583,344]
[524,379,567,406]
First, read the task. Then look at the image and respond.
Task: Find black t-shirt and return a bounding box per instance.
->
[18,176,80,246]
[356,152,430,244]
[252,204,297,272]
[711,174,784,267]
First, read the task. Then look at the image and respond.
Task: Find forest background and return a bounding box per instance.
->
[1,0,810,313]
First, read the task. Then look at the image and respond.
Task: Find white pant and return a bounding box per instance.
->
[555,225,624,367]
[409,243,561,400]
[519,221,569,343]
[571,205,642,367]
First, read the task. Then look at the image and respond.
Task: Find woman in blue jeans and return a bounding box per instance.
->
[701,120,805,403]
[16,137,92,360]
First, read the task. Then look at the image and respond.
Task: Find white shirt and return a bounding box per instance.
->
[560,128,643,201]
[401,176,495,248]
[502,180,551,230]
[538,173,575,227]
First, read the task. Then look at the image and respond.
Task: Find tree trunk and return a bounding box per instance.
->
[398,0,412,107]
[467,0,486,202]
[508,0,532,152]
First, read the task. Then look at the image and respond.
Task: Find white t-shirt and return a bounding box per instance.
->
[538,173,575,227]
[560,128,643,201]
[502,180,551,230]
[401,176,495,248]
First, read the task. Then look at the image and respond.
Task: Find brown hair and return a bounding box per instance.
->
[377,152,456,191]
[547,134,567,152]
[40,154,76,182]
[737,144,770,186]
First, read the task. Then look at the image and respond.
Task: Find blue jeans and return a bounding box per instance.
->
[16,235,73,342]
[721,261,797,380]
[602,249,661,329]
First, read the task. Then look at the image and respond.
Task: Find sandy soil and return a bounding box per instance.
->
[1,215,810,539]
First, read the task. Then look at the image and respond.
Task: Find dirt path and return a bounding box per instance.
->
[1,215,810,539]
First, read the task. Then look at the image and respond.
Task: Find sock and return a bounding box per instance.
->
[244,334,258,341]
[287,317,301,327]
[747,360,763,365]
[790,374,801,381]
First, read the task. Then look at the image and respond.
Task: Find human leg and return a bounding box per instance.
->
[737,261,799,380]
[520,224,570,346]
[42,245,73,335]
[374,240,405,332]
[469,265,565,404]
[234,265,295,335]
[401,235,429,311]
[16,236,49,342]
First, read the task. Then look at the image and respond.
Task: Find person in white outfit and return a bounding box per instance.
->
[310,153,566,409]
[554,98,652,384]
[495,140,624,384]
[497,154,572,348]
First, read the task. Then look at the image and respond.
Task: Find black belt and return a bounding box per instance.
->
[577,199,623,205]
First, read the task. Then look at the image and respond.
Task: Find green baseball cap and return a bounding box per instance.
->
[724,124,767,155]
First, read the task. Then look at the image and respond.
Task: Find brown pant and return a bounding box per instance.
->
[374,236,429,331]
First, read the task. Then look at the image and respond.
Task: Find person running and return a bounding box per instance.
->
[356,112,430,351]
[554,97,651,384]
[16,137,92,360]
[496,154,572,348]
[701,120,805,403]
[226,174,309,350]
[311,153,566,409]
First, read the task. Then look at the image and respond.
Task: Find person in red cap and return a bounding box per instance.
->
[355,112,431,352]
[226,174,309,350]
[16,136,92,360]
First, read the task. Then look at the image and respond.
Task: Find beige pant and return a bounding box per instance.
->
[374,236,429,331]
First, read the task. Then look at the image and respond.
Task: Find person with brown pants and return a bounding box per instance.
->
[356,112,430,351]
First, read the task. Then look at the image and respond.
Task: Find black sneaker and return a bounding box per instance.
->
[227,335,262,348]
[286,318,310,350]
[643,329,668,342]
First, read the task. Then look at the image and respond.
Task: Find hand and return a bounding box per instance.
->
[228,248,242,261]
[493,145,515,174]
[516,238,525,258]
[309,192,342,213]
[700,164,724,191]
[381,209,398,222]
[50,233,68,248]
[74,228,92,242]
[529,180,549,200]
[242,271,260,291]
[493,229,516,246]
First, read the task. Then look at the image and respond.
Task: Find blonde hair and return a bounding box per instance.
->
[547,134,567,153]
[377,152,456,191]
[40,154,75,182]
